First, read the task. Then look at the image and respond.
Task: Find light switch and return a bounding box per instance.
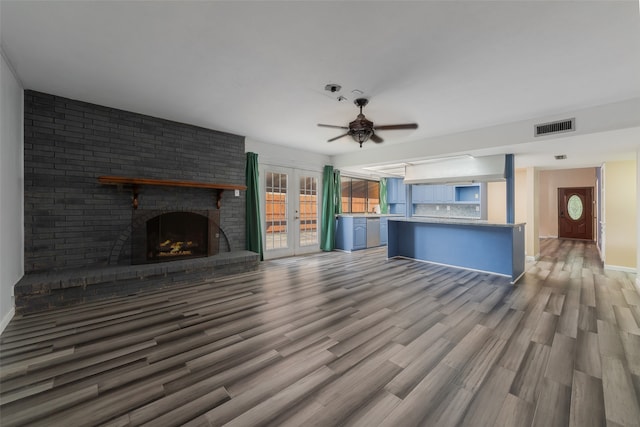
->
[234,189,240,197]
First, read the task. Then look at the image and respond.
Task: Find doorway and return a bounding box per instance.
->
[558,187,593,240]
[260,166,321,259]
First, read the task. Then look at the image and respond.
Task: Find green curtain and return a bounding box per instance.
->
[320,165,337,251]
[333,169,342,214]
[379,177,388,214]
[245,152,263,260]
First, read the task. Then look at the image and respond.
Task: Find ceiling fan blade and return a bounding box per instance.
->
[318,124,349,130]
[374,123,418,131]
[370,133,384,143]
[327,133,350,142]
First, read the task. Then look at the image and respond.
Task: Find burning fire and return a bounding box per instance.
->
[158,239,196,257]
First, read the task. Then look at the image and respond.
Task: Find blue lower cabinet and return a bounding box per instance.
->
[335,216,389,251]
[335,216,351,250]
[380,217,388,245]
[353,218,367,250]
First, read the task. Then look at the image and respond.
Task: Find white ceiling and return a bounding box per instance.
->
[1,1,639,174]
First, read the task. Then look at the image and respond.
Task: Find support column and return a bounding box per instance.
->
[506,154,515,224]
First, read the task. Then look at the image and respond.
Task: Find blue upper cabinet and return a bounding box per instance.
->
[411,184,454,203]
[435,185,455,203]
[412,185,434,203]
[455,185,481,203]
[387,178,406,204]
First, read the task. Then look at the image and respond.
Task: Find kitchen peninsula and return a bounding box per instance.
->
[387,217,525,283]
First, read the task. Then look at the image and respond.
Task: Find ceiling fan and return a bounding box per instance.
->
[318,98,418,147]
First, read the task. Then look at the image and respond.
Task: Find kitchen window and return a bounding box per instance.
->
[341,177,380,213]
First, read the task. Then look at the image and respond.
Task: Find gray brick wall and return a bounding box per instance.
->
[24,91,246,272]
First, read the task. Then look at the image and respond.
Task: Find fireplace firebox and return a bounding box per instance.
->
[132,210,219,265]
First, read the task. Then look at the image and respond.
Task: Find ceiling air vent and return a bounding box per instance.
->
[534,118,575,137]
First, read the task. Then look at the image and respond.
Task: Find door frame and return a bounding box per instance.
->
[259,165,322,260]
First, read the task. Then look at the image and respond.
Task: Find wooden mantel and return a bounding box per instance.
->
[98,175,247,209]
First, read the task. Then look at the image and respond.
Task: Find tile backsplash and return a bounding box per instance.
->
[413,203,480,219]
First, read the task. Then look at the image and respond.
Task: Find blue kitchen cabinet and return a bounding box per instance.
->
[335,216,353,250]
[380,217,388,245]
[387,178,406,204]
[411,184,454,204]
[455,184,481,203]
[353,217,367,250]
[335,216,389,251]
[389,204,405,215]
[434,185,455,203]
[411,185,434,203]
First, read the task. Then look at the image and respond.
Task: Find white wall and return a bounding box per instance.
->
[538,168,597,238]
[245,138,330,172]
[0,50,24,332]
[637,149,640,292]
[603,159,637,271]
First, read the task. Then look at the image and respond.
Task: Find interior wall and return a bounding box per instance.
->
[0,51,24,332]
[486,169,528,224]
[604,159,637,270]
[538,167,597,238]
[524,167,540,259]
[515,169,527,224]
[487,168,537,259]
[637,151,640,289]
[487,181,506,223]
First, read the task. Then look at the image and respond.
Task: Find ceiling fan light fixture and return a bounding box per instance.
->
[352,129,372,147]
[317,97,418,148]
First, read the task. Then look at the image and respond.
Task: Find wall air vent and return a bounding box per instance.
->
[534,118,575,137]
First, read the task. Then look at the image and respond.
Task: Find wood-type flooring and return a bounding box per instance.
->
[1,239,639,426]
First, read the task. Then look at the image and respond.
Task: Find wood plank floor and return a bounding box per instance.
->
[1,239,639,426]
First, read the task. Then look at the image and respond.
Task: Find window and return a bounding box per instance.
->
[341,177,380,213]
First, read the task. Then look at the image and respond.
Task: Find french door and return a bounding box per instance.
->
[260,166,321,259]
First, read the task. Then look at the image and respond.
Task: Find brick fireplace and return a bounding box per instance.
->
[132,209,220,264]
[17,91,259,313]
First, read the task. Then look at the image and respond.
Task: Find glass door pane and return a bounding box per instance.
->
[265,171,288,250]
[298,175,318,247]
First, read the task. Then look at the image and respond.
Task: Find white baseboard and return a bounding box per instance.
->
[0,306,15,335]
[604,264,637,274]
[539,235,558,239]
[526,253,540,263]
